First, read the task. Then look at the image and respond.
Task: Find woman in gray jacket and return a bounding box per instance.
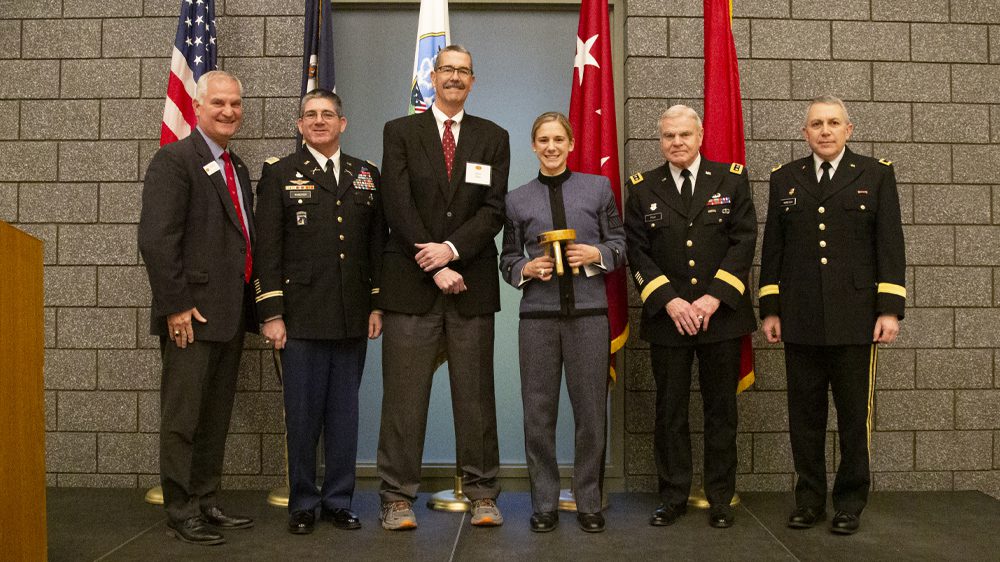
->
[499,112,626,534]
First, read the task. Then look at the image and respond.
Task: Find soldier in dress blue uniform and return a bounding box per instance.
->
[759,95,905,535]
[624,105,757,529]
[253,89,387,535]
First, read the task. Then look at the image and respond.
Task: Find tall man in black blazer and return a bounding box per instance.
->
[759,96,905,535]
[376,45,510,530]
[254,89,387,535]
[624,105,757,530]
[139,70,256,545]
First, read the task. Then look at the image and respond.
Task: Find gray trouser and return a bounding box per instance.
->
[377,304,500,503]
[519,315,609,514]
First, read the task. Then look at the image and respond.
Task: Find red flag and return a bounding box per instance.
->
[703,0,754,393]
[567,0,627,381]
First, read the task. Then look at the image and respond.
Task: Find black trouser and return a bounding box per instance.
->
[785,343,876,515]
[282,337,366,514]
[650,337,740,510]
[159,314,246,523]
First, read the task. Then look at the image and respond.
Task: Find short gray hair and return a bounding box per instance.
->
[658,104,703,131]
[299,88,344,118]
[194,70,243,103]
[805,95,851,125]
[434,44,474,75]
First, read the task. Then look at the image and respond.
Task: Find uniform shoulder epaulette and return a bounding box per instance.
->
[878,158,893,166]
[264,156,280,165]
[771,163,783,172]
[629,172,644,185]
[729,163,744,175]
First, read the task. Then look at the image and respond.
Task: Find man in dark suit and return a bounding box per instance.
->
[139,70,256,546]
[376,44,510,530]
[624,105,757,529]
[253,89,387,535]
[759,96,905,535]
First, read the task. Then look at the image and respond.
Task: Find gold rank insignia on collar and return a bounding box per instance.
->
[771,163,783,172]
[629,172,644,184]
[729,163,744,174]
[879,158,893,166]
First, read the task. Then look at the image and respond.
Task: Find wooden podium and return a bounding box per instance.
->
[0,221,47,561]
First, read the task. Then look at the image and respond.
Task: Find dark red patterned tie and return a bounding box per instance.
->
[221,151,252,282]
[442,119,456,179]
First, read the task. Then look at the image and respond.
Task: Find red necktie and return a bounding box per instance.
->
[221,151,252,282]
[442,119,456,179]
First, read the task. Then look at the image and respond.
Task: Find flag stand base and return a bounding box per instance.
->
[144,485,163,505]
[687,488,741,508]
[427,471,471,512]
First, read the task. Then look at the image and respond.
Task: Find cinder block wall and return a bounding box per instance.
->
[623,0,1000,498]
[2,1,997,497]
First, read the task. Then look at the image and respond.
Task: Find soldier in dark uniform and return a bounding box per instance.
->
[253,89,387,535]
[759,95,905,535]
[624,105,757,529]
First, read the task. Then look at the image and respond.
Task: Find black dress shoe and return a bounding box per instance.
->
[529,511,558,533]
[321,508,362,530]
[577,512,605,533]
[830,511,861,535]
[649,504,686,526]
[288,510,315,535]
[201,506,254,529]
[709,506,734,529]
[167,516,225,545]
[787,506,826,529]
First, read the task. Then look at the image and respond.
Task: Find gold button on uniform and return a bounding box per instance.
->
[691,278,698,285]
[339,253,345,260]
[820,257,828,265]
[820,240,827,248]
[860,204,866,211]
[339,234,345,241]
[819,223,826,231]
[297,199,303,204]
[650,223,656,228]
[686,240,693,247]
[337,216,343,223]
[336,200,342,206]
[688,260,695,267]
[818,206,825,214]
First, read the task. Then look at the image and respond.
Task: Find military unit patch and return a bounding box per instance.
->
[629,172,644,185]
[729,163,744,174]
[354,168,376,191]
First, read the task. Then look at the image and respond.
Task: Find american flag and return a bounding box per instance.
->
[160,0,218,146]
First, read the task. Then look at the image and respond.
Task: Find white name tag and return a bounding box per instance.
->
[203,161,221,176]
[465,162,491,186]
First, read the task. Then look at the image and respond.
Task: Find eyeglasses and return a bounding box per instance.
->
[435,65,473,78]
[301,110,340,122]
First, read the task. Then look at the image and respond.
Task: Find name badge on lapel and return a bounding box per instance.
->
[203,161,221,176]
[465,162,491,186]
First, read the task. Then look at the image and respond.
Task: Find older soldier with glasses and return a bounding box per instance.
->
[759,95,905,535]
[253,89,387,535]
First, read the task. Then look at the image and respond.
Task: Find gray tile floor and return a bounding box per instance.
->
[47,489,1000,561]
